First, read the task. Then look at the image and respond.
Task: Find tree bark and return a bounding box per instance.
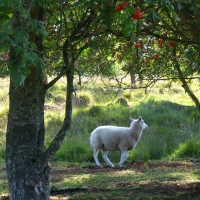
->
[39,39,74,168]
[6,2,51,199]
[174,61,200,113]
[6,68,50,199]
[173,48,200,113]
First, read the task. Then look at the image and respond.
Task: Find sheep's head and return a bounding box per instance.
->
[130,116,148,130]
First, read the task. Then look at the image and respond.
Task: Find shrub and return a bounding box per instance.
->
[115,97,129,107]
[171,140,200,159]
[73,92,92,107]
[54,144,93,163]
[123,92,132,100]
[88,105,103,117]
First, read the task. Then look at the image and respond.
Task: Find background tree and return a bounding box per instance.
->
[104,0,200,110]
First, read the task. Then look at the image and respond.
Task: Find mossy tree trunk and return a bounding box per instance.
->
[6,66,50,199]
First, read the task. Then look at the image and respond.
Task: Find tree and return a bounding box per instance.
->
[1,0,115,199]
[104,0,200,111]
[4,0,52,199]
[1,0,200,199]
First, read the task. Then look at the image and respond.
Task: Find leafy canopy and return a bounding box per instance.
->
[0,0,200,86]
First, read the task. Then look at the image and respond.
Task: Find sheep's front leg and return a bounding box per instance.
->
[93,150,102,167]
[102,151,114,167]
[117,151,129,167]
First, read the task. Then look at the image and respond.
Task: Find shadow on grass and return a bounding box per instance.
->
[49,161,200,200]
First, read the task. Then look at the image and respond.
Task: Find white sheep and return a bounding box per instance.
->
[89,116,148,167]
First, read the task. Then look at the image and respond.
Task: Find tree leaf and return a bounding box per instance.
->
[9,59,21,85]
[19,67,30,75]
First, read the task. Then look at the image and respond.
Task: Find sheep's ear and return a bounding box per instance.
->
[138,116,142,121]
[130,117,134,121]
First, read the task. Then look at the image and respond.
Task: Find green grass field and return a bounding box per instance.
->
[1,77,200,163]
[46,77,200,164]
[0,76,200,198]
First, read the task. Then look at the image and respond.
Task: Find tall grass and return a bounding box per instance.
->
[44,78,200,164]
[0,77,200,164]
[0,78,9,161]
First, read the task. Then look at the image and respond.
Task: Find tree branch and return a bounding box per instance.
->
[143,29,200,46]
[40,40,74,168]
[172,47,200,113]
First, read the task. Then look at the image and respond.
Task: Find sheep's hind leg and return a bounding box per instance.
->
[93,150,102,167]
[102,151,114,167]
[117,151,129,167]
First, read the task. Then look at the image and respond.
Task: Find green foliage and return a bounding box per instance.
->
[26,19,47,36]
[0,0,46,84]
[87,105,103,117]
[171,140,200,159]
[1,0,200,88]
[54,140,93,163]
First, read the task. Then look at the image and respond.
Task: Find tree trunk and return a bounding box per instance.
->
[6,2,51,199]
[172,47,200,113]
[6,67,50,199]
[130,73,138,88]
[174,61,200,113]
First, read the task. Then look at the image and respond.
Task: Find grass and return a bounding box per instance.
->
[1,77,200,163]
[0,160,200,199]
[1,76,200,198]
[65,78,199,163]
[0,162,7,195]
[48,161,200,200]
[0,78,9,161]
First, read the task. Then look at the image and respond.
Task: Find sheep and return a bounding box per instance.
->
[89,116,148,167]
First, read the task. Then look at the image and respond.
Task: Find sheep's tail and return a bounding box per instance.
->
[89,132,97,150]
[89,135,94,148]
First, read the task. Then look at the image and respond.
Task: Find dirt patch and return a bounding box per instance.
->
[0,161,200,199]
[50,161,200,199]
[50,161,192,178]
